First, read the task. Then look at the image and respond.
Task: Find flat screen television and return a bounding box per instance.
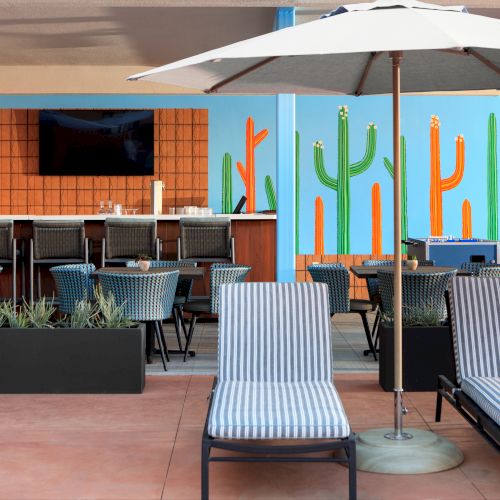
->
[39,109,154,176]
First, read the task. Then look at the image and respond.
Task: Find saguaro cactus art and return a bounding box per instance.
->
[265,175,277,211]
[462,199,472,239]
[237,117,268,213]
[429,115,465,236]
[313,105,377,254]
[487,112,497,240]
[371,183,382,255]
[221,153,233,214]
[384,136,408,253]
[315,196,325,255]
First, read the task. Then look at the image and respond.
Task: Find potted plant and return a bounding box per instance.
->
[378,304,455,391]
[406,254,419,271]
[0,288,145,394]
[135,254,152,271]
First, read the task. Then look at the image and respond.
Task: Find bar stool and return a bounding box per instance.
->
[0,219,24,303]
[50,264,96,315]
[102,218,160,267]
[177,217,235,263]
[97,270,179,371]
[29,220,89,304]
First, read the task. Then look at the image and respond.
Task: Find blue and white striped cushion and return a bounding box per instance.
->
[208,381,350,439]
[218,282,332,383]
[448,277,500,383]
[461,377,500,425]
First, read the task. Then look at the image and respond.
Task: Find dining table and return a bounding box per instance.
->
[349,265,469,279]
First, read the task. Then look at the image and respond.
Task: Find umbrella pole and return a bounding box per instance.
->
[386,51,411,441]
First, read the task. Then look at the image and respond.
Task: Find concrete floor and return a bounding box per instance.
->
[0,373,498,499]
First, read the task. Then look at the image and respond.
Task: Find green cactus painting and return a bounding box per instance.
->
[487,113,497,240]
[313,105,377,254]
[384,136,408,253]
[222,152,233,214]
[265,175,277,211]
[295,130,300,254]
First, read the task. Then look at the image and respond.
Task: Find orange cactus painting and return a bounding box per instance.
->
[462,199,472,239]
[429,115,465,236]
[314,196,325,255]
[236,117,268,213]
[371,183,382,255]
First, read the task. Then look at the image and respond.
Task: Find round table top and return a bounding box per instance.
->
[350,265,464,278]
[95,267,205,280]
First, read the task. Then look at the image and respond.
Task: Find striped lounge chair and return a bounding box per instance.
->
[436,276,500,450]
[202,282,355,500]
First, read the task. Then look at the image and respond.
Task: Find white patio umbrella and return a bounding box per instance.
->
[128,0,500,473]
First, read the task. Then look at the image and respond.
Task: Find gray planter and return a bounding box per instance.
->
[0,324,145,394]
[378,323,455,392]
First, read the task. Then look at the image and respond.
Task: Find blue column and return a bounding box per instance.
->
[275,7,296,283]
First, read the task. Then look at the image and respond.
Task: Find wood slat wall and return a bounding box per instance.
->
[296,254,396,299]
[0,108,208,215]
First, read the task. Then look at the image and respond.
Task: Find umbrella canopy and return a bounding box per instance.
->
[128,0,500,94]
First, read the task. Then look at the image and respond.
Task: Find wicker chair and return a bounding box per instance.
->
[478,266,500,277]
[182,264,251,361]
[97,270,179,371]
[0,219,23,303]
[102,218,160,267]
[308,263,378,359]
[461,262,485,276]
[30,220,90,304]
[50,264,96,315]
[378,269,457,322]
[178,217,235,263]
[126,259,196,351]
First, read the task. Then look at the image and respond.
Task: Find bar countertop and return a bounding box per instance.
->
[0,213,276,221]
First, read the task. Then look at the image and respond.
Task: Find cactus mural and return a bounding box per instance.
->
[371,183,382,255]
[314,196,324,255]
[295,130,300,254]
[487,113,497,240]
[265,175,277,211]
[221,152,233,214]
[429,115,465,236]
[384,136,408,253]
[236,117,268,214]
[313,105,377,254]
[462,199,472,239]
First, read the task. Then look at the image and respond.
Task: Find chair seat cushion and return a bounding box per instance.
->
[461,377,500,425]
[173,296,186,306]
[208,381,350,440]
[183,298,211,313]
[350,299,374,312]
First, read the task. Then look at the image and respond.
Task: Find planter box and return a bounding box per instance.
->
[0,324,145,394]
[379,323,455,392]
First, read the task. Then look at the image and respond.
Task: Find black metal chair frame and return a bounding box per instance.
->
[435,290,499,451]
[0,238,24,303]
[101,238,161,267]
[201,380,357,500]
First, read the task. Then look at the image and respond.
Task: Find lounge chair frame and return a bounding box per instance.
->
[201,381,357,500]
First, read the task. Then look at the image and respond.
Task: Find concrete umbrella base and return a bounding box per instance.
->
[356,428,464,474]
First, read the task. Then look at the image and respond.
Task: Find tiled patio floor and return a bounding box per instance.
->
[0,373,498,499]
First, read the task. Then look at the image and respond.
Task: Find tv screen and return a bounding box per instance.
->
[39,109,154,176]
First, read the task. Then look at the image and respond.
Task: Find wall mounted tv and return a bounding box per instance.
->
[39,109,154,176]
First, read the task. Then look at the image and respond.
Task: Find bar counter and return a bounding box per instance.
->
[1,214,276,300]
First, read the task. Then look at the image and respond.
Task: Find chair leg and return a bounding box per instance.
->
[201,436,210,500]
[37,265,42,300]
[157,321,170,362]
[360,311,377,361]
[172,307,184,351]
[435,382,443,422]
[347,437,357,500]
[29,240,34,304]
[364,308,381,357]
[179,308,188,340]
[153,321,168,371]
[184,313,198,362]
[12,241,17,304]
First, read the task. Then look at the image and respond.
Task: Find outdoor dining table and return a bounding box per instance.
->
[94,266,205,280]
[349,265,469,279]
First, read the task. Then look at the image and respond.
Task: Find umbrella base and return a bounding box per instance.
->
[356,428,463,474]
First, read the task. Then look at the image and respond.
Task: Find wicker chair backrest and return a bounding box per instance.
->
[97,270,179,322]
[0,220,13,259]
[179,218,231,259]
[307,264,349,315]
[478,266,500,277]
[33,220,85,259]
[379,269,456,321]
[210,264,251,314]
[105,219,156,259]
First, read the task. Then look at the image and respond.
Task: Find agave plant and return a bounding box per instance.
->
[58,300,100,329]
[93,285,136,329]
[382,302,443,328]
[0,301,30,328]
[24,297,56,328]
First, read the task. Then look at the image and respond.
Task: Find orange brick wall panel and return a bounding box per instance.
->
[0,109,209,215]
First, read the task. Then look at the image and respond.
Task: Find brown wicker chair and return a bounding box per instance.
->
[101,218,160,267]
[177,217,234,263]
[0,219,24,303]
[29,220,89,303]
